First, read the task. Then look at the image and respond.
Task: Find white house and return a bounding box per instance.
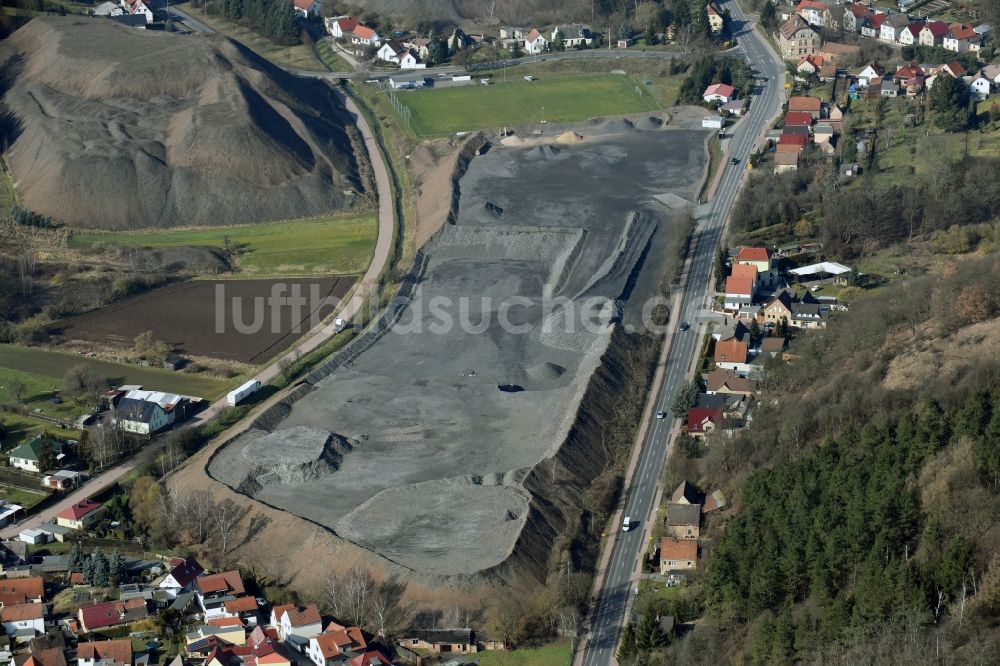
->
[326,16,358,38]
[968,74,991,100]
[0,603,44,636]
[92,1,123,15]
[114,398,171,435]
[879,13,909,43]
[551,23,592,47]
[351,25,380,47]
[856,63,884,88]
[159,556,204,599]
[8,436,61,474]
[703,83,736,103]
[400,51,422,69]
[524,28,548,54]
[306,633,353,666]
[898,22,924,45]
[983,64,1000,87]
[376,40,407,64]
[919,21,948,46]
[272,604,322,643]
[292,0,321,18]
[944,23,976,52]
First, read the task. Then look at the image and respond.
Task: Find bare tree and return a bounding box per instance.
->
[7,377,27,404]
[209,498,243,566]
[325,571,344,619]
[556,606,581,639]
[675,24,694,53]
[345,564,375,628]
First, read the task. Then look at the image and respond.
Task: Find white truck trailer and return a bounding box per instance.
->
[227,379,261,406]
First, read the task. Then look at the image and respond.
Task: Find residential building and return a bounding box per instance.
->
[735,246,772,273]
[55,500,103,530]
[76,640,133,666]
[271,604,322,643]
[326,16,357,38]
[551,24,592,47]
[376,40,407,64]
[8,436,62,473]
[844,3,873,33]
[398,629,477,655]
[659,538,697,573]
[779,15,821,59]
[785,110,814,127]
[524,29,548,54]
[703,83,736,103]
[791,301,830,328]
[705,369,757,396]
[388,73,427,90]
[196,570,246,621]
[982,64,1000,86]
[159,556,204,599]
[0,577,44,607]
[721,99,747,116]
[347,652,393,666]
[944,23,976,51]
[114,398,170,435]
[919,20,949,46]
[1,604,44,636]
[127,0,153,23]
[351,26,380,47]
[0,541,27,574]
[292,0,320,18]
[774,151,799,173]
[724,263,758,311]
[688,400,723,437]
[760,337,787,357]
[796,0,833,28]
[223,597,260,626]
[797,54,823,75]
[899,21,926,45]
[707,3,724,33]
[672,480,704,505]
[761,291,793,327]
[715,338,750,372]
[499,27,526,40]
[856,62,885,88]
[860,13,885,39]
[665,503,701,540]
[78,599,148,632]
[879,13,909,42]
[306,624,367,666]
[788,96,821,119]
[703,489,727,513]
[41,470,83,491]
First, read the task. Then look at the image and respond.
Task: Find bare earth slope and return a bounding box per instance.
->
[350,0,589,27]
[0,18,362,229]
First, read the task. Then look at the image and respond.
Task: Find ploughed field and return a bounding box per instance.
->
[210,118,708,577]
[59,278,355,364]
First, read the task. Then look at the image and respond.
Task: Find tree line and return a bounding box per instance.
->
[212,0,299,45]
[678,55,754,105]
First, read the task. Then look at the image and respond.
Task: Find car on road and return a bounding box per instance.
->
[622,516,632,532]
[679,321,690,331]
[731,157,740,165]
[656,410,666,419]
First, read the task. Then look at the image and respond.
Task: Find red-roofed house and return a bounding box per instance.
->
[703,83,736,103]
[861,12,885,39]
[197,570,246,620]
[78,599,148,633]
[351,25,381,46]
[777,133,808,152]
[797,54,824,75]
[524,28,548,54]
[724,263,758,311]
[735,246,771,272]
[326,16,358,38]
[844,3,873,33]
[687,405,723,437]
[714,338,750,370]
[272,604,322,643]
[787,95,822,118]
[348,652,392,666]
[784,111,814,127]
[0,577,44,607]
[919,21,949,47]
[292,0,321,17]
[944,23,976,52]
[1,603,44,635]
[899,21,926,45]
[55,500,103,530]
[659,537,698,573]
[77,640,133,666]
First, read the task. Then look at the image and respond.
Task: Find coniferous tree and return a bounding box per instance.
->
[68,541,85,571]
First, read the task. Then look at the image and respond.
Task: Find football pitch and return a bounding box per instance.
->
[391,73,662,136]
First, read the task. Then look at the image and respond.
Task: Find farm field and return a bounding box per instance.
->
[70,214,377,277]
[0,345,232,399]
[394,74,662,136]
[59,277,355,365]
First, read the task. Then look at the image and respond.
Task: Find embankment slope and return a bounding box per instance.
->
[0,18,363,229]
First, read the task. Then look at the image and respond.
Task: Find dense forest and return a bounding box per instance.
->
[621,253,1000,664]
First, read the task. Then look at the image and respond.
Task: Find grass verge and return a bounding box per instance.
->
[699,134,722,203]
[69,214,377,277]
[475,641,572,666]
[177,4,324,71]
[316,38,351,72]
[0,486,48,509]
[0,345,231,400]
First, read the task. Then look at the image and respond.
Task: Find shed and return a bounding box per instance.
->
[18,530,48,546]
[701,116,724,129]
[388,73,428,89]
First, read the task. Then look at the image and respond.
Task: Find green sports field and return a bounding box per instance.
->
[70,214,377,277]
[395,74,662,136]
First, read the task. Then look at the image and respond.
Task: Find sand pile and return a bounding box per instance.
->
[0,18,362,229]
[555,130,584,144]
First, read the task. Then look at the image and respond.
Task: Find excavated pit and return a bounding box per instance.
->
[209,125,707,577]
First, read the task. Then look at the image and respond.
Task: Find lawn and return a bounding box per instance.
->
[0,485,48,509]
[475,641,572,666]
[0,345,232,400]
[70,214,377,277]
[178,4,325,71]
[316,39,352,72]
[394,74,662,136]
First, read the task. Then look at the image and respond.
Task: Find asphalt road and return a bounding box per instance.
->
[580,5,786,666]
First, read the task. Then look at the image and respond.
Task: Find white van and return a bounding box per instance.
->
[622,516,632,532]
